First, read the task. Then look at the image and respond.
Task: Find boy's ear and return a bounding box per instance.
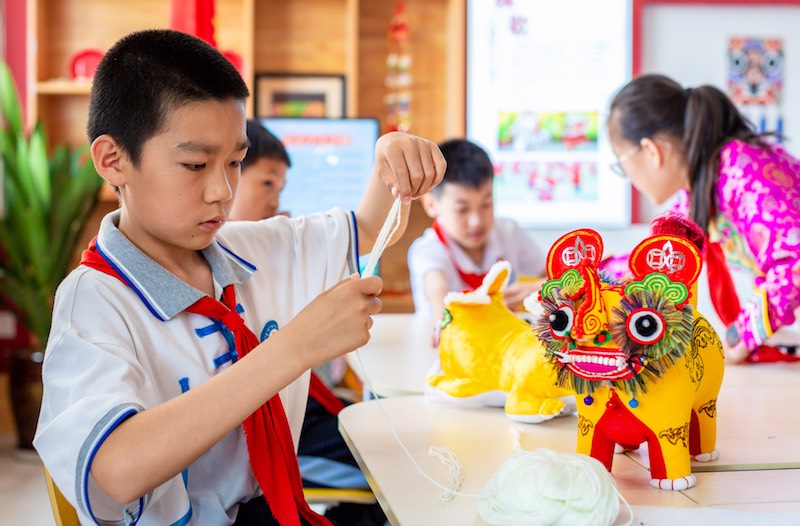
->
[420,192,439,219]
[90,134,128,187]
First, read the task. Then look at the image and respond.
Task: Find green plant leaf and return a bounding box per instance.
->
[28,122,52,208]
[0,62,23,138]
[1,58,103,348]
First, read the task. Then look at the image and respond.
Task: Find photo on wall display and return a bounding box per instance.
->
[466,0,632,228]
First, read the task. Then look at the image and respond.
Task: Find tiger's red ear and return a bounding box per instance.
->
[546,229,604,279]
[629,234,701,287]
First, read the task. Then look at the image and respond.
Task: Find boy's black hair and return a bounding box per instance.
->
[432,138,494,196]
[243,120,292,171]
[87,29,250,166]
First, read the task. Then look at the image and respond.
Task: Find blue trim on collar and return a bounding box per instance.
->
[94,210,256,320]
[215,240,257,272]
[96,241,166,322]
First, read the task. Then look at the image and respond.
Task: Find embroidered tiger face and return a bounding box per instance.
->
[531,227,702,397]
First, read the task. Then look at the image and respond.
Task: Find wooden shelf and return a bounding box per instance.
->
[28,0,466,293]
[36,79,92,95]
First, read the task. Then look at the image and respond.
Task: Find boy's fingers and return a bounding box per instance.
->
[383,157,412,202]
[432,145,447,187]
[359,275,384,296]
[402,144,426,199]
[416,144,444,196]
[369,296,383,315]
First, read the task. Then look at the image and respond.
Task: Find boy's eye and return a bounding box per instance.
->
[230,160,243,168]
[183,163,205,171]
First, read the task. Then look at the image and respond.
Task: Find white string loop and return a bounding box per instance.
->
[361,197,402,277]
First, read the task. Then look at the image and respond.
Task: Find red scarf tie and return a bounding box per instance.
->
[431,219,487,291]
[704,237,741,327]
[80,238,329,526]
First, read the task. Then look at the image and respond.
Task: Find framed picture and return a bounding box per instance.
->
[255,73,346,118]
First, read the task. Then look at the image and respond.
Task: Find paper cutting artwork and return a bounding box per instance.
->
[728,37,784,135]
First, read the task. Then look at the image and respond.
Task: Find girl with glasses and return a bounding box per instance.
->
[605,73,800,364]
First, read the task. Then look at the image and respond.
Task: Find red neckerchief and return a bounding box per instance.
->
[431,219,487,291]
[308,372,345,415]
[80,238,330,526]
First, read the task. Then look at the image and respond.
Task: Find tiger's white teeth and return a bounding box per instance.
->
[558,353,629,371]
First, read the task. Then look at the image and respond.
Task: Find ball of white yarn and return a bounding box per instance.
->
[477,448,621,526]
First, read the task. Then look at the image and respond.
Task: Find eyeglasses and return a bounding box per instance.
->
[609,145,641,176]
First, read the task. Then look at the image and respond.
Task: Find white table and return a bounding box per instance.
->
[338,363,800,525]
[347,313,438,398]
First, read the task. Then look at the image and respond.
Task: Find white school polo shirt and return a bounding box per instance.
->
[34,208,358,526]
[407,217,546,320]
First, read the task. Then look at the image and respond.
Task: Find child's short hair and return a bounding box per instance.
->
[432,138,494,196]
[88,29,250,166]
[243,120,292,171]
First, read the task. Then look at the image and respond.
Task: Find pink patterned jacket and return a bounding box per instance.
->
[602,140,800,350]
[677,140,800,349]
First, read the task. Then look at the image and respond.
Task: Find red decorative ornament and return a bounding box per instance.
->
[69,49,104,80]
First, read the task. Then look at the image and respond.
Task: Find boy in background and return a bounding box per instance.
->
[34,29,444,525]
[232,119,386,525]
[408,138,545,324]
[228,120,290,221]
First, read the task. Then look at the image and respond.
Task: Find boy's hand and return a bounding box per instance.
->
[375,132,446,204]
[281,275,384,366]
[503,278,545,312]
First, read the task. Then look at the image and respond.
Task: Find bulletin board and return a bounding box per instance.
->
[466,0,633,229]
[634,0,800,158]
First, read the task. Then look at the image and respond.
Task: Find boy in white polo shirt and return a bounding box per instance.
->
[34,29,445,526]
[408,138,545,325]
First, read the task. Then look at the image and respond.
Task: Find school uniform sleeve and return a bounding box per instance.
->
[407,228,453,318]
[34,270,187,525]
[716,141,800,349]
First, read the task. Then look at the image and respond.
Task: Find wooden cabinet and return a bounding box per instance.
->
[26,0,465,310]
